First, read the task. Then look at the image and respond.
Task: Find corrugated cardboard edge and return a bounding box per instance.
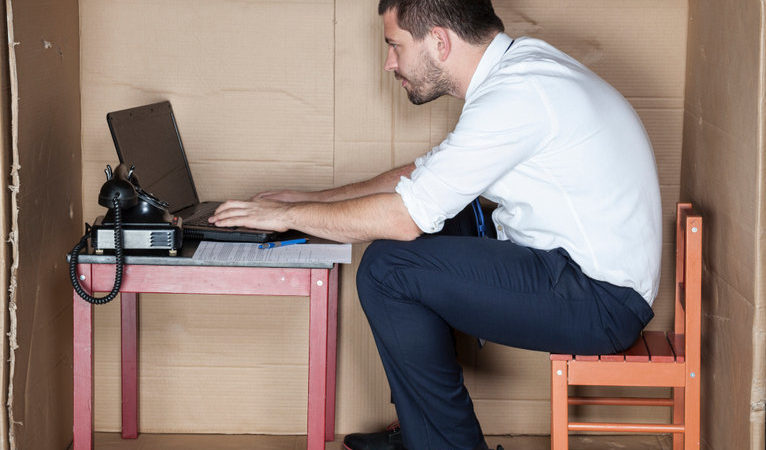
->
[0,1,9,449]
[754,3,766,449]
[3,0,17,448]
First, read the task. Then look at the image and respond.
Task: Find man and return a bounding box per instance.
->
[210,1,662,449]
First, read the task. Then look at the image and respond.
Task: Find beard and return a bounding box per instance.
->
[398,51,455,105]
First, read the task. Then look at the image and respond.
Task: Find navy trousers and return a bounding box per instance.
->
[355,208,654,450]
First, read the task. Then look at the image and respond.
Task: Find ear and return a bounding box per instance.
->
[430,26,451,62]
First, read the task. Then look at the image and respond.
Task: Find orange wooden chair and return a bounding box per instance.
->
[549,203,701,450]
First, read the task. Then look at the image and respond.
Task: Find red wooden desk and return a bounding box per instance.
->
[72,254,339,450]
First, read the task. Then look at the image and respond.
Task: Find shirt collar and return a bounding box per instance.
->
[465,33,514,100]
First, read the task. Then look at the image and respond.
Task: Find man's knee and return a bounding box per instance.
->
[356,239,416,311]
[357,240,394,293]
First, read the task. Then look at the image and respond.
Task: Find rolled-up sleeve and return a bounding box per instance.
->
[395,164,456,233]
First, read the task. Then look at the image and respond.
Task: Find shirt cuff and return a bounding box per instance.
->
[395,174,447,234]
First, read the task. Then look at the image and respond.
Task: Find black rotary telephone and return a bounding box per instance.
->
[69,163,182,304]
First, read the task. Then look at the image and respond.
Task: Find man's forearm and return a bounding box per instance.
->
[312,163,415,202]
[284,192,422,243]
[210,192,423,243]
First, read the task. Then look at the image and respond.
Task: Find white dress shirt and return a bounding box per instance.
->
[395,33,662,305]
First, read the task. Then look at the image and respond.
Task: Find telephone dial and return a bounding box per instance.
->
[69,163,183,304]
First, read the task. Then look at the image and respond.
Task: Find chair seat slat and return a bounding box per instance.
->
[624,334,650,362]
[643,330,676,362]
[600,353,626,362]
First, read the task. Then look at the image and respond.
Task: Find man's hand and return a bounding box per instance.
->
[208,198,292,232]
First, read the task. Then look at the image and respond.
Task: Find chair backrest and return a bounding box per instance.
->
[674,203,702,368]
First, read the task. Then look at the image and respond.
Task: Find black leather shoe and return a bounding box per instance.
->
[343,421,405,450]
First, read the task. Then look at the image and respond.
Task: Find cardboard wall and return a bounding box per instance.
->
[78,0,689,435]
[682,1,766,449]
[5,0,82,448]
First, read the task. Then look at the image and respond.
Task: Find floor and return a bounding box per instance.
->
[92,432,674,449]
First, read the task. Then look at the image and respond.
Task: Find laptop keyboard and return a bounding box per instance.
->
[185,210,215,226]
[184,209,239,230]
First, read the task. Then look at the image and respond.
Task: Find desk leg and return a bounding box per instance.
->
[121,293,139,439]
[325,265,339,442]
[73,264,94,450]
[308,269,329,450]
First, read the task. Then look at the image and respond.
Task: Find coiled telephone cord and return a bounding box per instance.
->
[69,196,125,305]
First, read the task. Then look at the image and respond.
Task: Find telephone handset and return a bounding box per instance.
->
[69,164,183,305]
[97,164,177,228]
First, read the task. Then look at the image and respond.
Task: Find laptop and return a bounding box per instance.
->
[106,101,279,243]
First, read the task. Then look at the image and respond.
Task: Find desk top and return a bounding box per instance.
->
[70,238,350,269]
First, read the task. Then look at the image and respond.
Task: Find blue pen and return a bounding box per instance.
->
[258,238,307,249]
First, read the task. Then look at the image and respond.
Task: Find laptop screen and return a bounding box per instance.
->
[107,101,199,214]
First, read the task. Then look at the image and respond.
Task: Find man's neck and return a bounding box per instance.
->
[445,31,498,99]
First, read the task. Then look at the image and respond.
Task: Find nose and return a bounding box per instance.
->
[384,47,397,72]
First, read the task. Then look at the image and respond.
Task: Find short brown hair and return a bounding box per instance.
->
[378,0,504,45]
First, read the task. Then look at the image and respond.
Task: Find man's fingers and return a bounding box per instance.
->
[214,200,249,215]
[210,216,244,228]
[209,206,252,223]
[206,198,287,231]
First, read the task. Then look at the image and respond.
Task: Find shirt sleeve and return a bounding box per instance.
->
[396,78,554,233]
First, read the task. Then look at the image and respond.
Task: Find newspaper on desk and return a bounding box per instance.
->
[192,241,352,265]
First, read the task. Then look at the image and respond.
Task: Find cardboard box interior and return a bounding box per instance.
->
[0,0,763,449]
[80,0,688,436]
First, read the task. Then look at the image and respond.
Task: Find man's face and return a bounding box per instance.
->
[382,10,454,105]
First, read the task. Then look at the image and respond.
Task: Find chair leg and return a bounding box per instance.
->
[673,387,684,450]
[685,374,701,450]
[551,360,569,450]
